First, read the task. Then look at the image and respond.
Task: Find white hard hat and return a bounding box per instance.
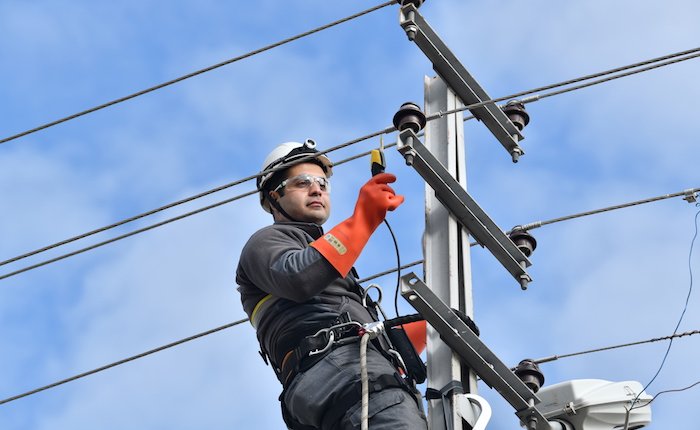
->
[257,139,333,213]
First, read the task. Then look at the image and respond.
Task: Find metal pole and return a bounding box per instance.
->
[423,75,476,430]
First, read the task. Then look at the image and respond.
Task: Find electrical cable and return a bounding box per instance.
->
[360,193,700,285]
[2,52,697,279]
[623,204,699,429]
[3,42,697,271]
[513,189,700,233]
[2,182,695,284]
[3,282,697,407]
[0,129,394,277]
[0,190,258,281]
[380,219,403,319]
[0,1,397,146]
[0,258,422,406]
[440,47,700,121]
[2,17,698,423]
[0,318,248,406]
[637,205,699,394]
[644,380,700,408]
[530,328,700,365]
[639,205,698,388]
[359,259,423,284]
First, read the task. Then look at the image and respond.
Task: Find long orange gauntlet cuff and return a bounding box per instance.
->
[311,173,404,277]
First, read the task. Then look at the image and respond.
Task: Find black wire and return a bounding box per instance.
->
[0,258,424,406]
[0,190,257,281]
[629,203,700,411]
[359,259,423,284]
[643,380,700,408]
[0,133,392,277]
[3,44,697,270]
[0,318,249,406]
[532,329,700,365]
[380,218,402,318]
[515,188,700,232]
[443,48,700,120]
[0,1,398,146]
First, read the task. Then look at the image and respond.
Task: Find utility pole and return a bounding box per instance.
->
[395,1,533,428]
[394,3,655,429]
[423,76,475,430]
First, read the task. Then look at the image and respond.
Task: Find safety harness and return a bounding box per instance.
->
[277,313,423,430]
[252,282,427,430]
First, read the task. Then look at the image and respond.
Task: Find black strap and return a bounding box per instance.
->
[266,193,300,223]
[425,380,464,430]
[386,326,427,384]
[279,313,356,386]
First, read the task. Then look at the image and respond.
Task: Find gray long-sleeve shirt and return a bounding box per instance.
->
[236,221,374,373]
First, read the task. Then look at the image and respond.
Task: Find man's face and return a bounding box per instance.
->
[271,162,331,225]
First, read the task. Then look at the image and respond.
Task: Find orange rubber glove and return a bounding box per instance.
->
[311,173,404,277]
[403,320,427,355]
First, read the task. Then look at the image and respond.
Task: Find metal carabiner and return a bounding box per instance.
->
[307,321,363,356]
[363,284,389,320]
[308,331,335,356]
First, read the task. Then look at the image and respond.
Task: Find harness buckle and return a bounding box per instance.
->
[307,321,363,356]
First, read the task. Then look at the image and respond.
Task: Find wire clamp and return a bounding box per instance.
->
[683,189,698,203]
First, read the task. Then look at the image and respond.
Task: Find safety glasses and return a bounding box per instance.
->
[274,173,331,193]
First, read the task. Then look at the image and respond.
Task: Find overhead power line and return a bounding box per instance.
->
[2,44,698,279]
[0,318,248,406]
[0,190,254,281]
[0,260,432,406]
[0,0,397,146]
[531,329,700,365]
[0,129,394,280]
[4,315,698,408]
[513,188,700,232]
[10,47,698,270]
[0,174,695,282]
[445,47,700,120]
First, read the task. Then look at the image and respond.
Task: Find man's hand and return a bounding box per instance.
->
[353,173,405,232]
[311,172,404,277]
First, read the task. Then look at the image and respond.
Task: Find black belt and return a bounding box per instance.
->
[279,314,361,387]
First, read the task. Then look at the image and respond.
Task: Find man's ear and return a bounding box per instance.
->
[268,190,281,202]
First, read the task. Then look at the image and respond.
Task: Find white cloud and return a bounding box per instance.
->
[1,1,698,429]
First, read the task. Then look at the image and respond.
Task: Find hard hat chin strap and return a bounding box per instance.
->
[265,192,301,223]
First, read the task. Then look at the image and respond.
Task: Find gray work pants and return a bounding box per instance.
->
[282,342,428,430]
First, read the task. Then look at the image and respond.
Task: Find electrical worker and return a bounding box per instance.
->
[237,139,428,430]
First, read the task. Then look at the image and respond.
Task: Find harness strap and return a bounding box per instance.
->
[425,380,464,430]
[279,313,357,386]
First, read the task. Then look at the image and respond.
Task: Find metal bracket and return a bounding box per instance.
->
[400,272,552,430]
[399,3,525,159]
[454,393,492,430]
[397,128,532,287]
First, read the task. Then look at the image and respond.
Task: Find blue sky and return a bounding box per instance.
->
[0,1,698,429]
